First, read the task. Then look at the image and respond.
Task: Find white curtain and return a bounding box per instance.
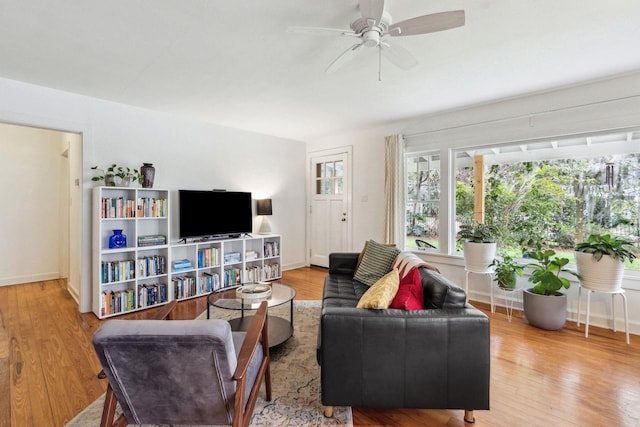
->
[383,134,405,246]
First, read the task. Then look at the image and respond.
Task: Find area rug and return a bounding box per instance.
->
[66,300,352,427]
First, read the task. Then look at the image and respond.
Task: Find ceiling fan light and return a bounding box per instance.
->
[362,30,380,47]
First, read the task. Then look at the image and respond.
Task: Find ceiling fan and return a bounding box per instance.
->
[287,0,465,77]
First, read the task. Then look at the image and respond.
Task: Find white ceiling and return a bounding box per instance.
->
[1,0,639,141]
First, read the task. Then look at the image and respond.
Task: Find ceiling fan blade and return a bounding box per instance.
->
[326,42,364,73]
[286,26,356,37]
[380,43,418,70]
[359,0,385,24]
[389,10,465,36]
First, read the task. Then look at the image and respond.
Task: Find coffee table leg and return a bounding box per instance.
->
[290,299,294,335]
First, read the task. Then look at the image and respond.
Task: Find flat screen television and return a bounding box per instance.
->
[178,190,253,239]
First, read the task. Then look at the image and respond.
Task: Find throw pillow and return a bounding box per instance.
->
[354,240,401,286]
[392,251,439,278]
[357,268,400,309]
[391,267,424,310]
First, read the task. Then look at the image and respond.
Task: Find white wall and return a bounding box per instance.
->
[0,123,68,285]
[307,71,640,334]
[0,77,307,312]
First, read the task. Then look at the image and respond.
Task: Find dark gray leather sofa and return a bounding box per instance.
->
[317,252,490,423]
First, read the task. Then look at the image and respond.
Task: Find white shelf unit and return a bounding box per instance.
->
[92,186,170,319]
[169,235,281,302]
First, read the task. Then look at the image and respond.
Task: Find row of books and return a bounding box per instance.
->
[101,289,135,316]
[172,276,204,299]
[100,283,168,316]
[138,283,168,308]
[198,272,221,293]
[244,264,280,282]
[224,267,243,287]
[198,247,220,268]
[264,241,280,257]
[100,197,168,219]
[137,255,166,277]
[101,259,136,283]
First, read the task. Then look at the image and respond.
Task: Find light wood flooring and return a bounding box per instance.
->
[1,266,639,427]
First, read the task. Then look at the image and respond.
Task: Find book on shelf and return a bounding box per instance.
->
[102,288,136,316]
[245,250,258,261]
[264,241,280,258]
[101,197,136,219]
[198,247,220,268]
[224,252,241,264]
[101,259,136,283]
[223,268,242,287]
[137,235,167,247]
[172,259,193,271]
[137,255,166,277]
[137,197,168,218]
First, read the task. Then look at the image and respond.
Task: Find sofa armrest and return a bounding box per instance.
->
[328,252,360,275]
[318,306,490,410]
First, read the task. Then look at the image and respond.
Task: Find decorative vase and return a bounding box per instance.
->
[104,175,116,186]
[141,163,155,188]
[522,288,567,330]
[109,229,127,249]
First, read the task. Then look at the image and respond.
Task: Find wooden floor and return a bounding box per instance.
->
[1,266,639,427]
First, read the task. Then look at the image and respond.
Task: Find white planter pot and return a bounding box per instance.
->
[574,251,624,291]
[463,241,497,273]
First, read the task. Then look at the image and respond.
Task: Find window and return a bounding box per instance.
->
[453,132,640,269]
[315,160,343,195]
[405,130,640,271]
[406,152,440,250]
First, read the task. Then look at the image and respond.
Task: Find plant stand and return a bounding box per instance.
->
[493,285,521,323]
[465,268,493,304]
[577,285,629,344]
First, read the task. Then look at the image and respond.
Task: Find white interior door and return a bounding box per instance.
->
[309,151,350,267]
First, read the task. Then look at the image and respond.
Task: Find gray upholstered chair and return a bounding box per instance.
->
[93,300,271,427]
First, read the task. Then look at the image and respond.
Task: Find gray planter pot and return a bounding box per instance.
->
[522,288,567,330]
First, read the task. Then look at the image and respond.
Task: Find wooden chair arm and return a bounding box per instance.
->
[152,300,178,320]
[233,301,269,382]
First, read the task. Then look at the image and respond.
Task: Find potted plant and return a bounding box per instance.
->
[92,164,142,187]
[457,223,497,272]
[522,248,579,330]
[489,255,524,290]
[574,233,637,292]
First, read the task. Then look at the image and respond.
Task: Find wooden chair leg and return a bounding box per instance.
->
[323,406,334,418]
[464,409,475,423]
[101,385,118,427]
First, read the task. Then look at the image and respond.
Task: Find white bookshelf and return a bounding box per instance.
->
[92,186,170,318]
[169,235,281,302]
[92,185,281,318]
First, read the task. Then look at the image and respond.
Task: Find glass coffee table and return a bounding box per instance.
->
[206,282,296,347]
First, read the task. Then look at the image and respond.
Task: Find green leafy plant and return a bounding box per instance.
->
[91,164,142,185]
[575,233,637,263]
[489,255,524,289]
[524,248,579,296]
[457,223,497,243]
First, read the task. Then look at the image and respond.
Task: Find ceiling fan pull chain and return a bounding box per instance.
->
[378,46,382,81]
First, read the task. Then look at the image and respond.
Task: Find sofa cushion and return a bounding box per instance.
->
[420,268,467,309]
[356,269,400,309]
[390,267,424,310]
[354,240,400,286]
